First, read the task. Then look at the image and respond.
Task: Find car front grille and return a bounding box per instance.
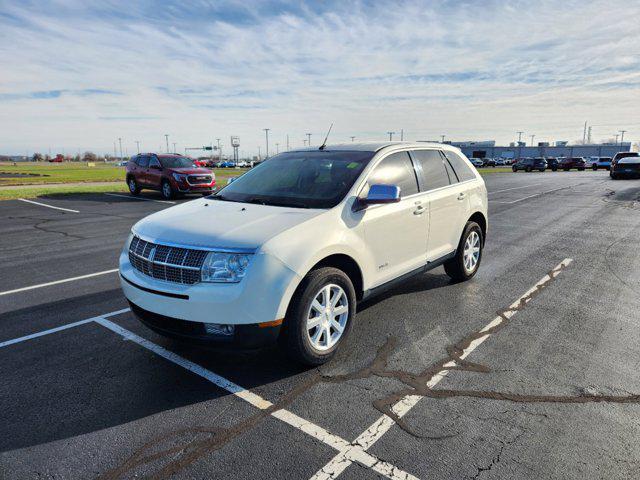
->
[187,175,213,185]
[128,235,208,285]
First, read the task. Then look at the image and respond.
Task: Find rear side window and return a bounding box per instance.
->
[410,150,451,191]
[442,150,476,182]
[137,156,150,168]
[365,151,419,197]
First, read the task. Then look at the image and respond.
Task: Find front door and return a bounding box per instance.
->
[147,156,163,188]
[357,151,429,287]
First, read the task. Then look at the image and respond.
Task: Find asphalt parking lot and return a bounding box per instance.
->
[2,171,640,479]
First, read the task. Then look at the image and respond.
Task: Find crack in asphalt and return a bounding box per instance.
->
[98,258,640,479]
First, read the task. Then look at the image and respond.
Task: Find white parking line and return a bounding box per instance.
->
[1,308,416,480]
[104,193,175,204]
[487,183,542,195]
[489,185,573,204]
[0,269,119,296]
[310,259,573,480]
[0,308,129,349]
[18,198,79,213]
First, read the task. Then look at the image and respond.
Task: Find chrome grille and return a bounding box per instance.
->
[187,175,212,185]
[128,236,208,285]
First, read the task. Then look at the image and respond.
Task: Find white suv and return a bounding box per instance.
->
[119,142,488,365]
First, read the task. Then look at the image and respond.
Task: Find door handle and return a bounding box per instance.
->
[457,192,466,200]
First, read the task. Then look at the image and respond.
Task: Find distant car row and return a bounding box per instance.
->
[506,152,639,178]
[193,159,253,168]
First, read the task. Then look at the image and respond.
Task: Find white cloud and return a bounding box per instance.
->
[0,0,639,155]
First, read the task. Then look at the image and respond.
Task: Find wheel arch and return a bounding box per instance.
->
[468,211,487,245]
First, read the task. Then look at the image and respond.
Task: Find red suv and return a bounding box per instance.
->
[126,153,215,199]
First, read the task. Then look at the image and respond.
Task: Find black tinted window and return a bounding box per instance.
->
[149,157,161,168]
[365,152,418,197]
[442,150,476,182]
[411,150,451,191]
[137,156,149,167]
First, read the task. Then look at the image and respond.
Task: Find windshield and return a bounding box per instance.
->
[213,150,374,209]
[158,156,196,168]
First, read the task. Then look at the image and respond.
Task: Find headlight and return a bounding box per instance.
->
[172,173,187,182]
[201,252,252,283]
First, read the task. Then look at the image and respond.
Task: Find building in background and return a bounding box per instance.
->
[420,140,632,159]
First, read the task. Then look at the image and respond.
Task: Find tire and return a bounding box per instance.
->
[592,165,598,171]
[525,166,532,172]
[282,267,356,366]
[611,171,619,180]
[539,168,545,172]
[512,166,518,172]
[444,221,483,282]
[552,167,557,172]
[161,179,175,200]
[127,177,140,195]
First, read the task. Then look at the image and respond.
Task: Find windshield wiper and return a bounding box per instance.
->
[244,197,309,209]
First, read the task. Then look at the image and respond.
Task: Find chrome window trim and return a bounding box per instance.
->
[131,231,257,254]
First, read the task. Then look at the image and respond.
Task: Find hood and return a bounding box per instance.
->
[169,167,212,175]
[132,198,324,250]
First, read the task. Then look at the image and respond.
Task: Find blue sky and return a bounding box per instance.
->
[1,0,639,156]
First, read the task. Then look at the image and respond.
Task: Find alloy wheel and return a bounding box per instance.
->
[463,231,481,273]
[306,284,349,351]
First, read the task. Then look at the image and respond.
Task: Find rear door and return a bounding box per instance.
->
[359,151,429,286]
[137,155,150,185]
[410,149,467,261]
[147,156,163,188]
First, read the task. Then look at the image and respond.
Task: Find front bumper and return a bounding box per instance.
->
[128,300,281,348]
[119,248,301,326]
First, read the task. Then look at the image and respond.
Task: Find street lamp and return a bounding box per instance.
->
[350,136,355,142]
[164,134,169,153]
[263,128,270,158]
[306,133,311,147]
[387,131,395,141]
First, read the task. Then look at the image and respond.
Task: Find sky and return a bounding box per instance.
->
[1,0,639,157]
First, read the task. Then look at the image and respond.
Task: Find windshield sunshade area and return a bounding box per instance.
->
[214,151,374,208]
[159,156,196,168]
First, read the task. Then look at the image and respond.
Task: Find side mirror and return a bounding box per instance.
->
[354,184,401,211]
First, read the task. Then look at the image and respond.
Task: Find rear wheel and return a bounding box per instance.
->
[592,164,598,171]
[512,166,518,172]
[161,179,175,200]
[127,177,140,195]
[552,167,557,171]
[282,267,355,366]
[444,221,483,282]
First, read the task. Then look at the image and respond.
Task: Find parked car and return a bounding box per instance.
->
[236,160,249,168]
[119,142,488,365]
[545,157,559,171]
[194,159,210,168]
[512,157,546,172]
[126,153,216,200]
[494,159,505,166]
[589,157,612,171]
[483,158,497,167]
[558,157,586,171]
[610,152,640,179]
[470,158,484,167]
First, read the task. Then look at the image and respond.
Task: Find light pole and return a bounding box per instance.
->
[517,131,524,143]
[276,143,279,154]
[216,138,221,160]
[306,133,311,146]
[135,141,140,154]
[263,128,270,158]
[400,129,404,141]
[614,134,620,145]
[118,137,123,160]
[619,130,627,144]
[387,131,395,141]
[286,134,290,151]
[303,139,307,147]
[164,134,169,153]
[350,136,355,142]
[530,134,535,146]
[258,146,261,159]
[440,134,446,143]
[172,142,177,153]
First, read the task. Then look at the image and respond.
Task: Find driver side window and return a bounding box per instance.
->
[149,157,161,168]
[364,152,419,198]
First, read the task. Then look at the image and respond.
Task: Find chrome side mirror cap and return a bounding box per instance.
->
[354,184,401,211]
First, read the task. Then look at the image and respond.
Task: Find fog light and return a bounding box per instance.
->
[204,323,235,336]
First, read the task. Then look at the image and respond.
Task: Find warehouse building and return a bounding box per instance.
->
[423,140,632,159]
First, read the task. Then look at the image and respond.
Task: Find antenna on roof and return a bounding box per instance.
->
[319,123,333,150]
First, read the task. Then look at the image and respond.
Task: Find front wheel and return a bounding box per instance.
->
[161,179,175,200]
[444,221,483,282]
[282,267,356,366]
[512,166,518,172]
[592,165,598,171]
